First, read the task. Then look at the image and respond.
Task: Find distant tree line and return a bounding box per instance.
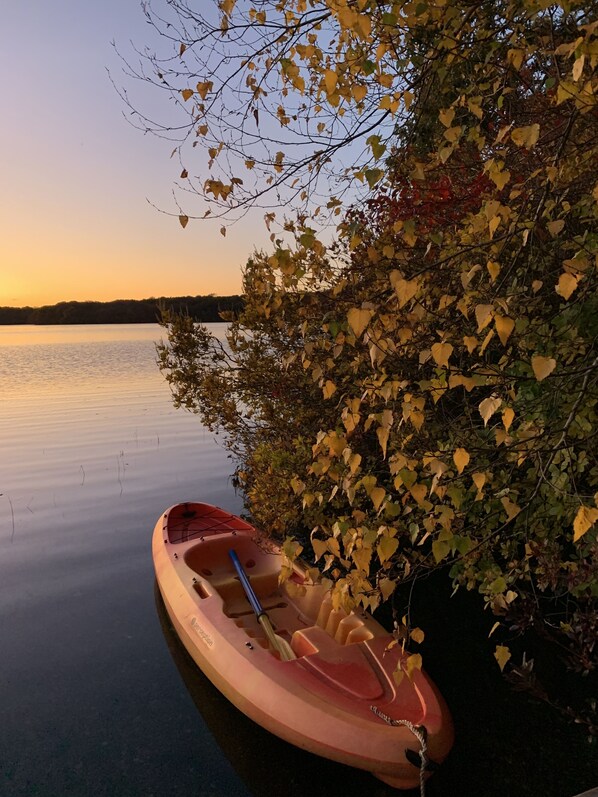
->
[0,295,244,325]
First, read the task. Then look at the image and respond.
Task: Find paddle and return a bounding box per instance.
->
[228,549,296,661]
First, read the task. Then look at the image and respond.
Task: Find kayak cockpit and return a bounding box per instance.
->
[181,530,386,661]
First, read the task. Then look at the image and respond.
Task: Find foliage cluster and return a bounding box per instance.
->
[150,0,598,698]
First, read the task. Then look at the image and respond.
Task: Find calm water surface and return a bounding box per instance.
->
[0,324,394,797]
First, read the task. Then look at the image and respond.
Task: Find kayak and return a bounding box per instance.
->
[152,502,454,789]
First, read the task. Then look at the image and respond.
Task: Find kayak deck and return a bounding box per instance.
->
[153,502,454,788]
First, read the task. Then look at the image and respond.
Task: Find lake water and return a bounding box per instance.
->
[0,324,395,797]
[1,324,596,797]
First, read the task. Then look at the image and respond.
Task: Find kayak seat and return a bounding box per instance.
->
[184,533,281,604]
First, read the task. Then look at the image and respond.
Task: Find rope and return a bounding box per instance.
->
[370,705,428,797]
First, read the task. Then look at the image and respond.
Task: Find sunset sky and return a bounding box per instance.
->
[1,1,267,308]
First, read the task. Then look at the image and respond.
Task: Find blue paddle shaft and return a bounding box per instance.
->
[229,549,263,617]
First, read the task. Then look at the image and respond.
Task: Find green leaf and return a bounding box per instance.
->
[364,168,384,188]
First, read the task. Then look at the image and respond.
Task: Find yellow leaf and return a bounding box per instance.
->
[409,483,427,506]
[463,335,478,354]
[195,80,213,100]
[479,396,502,426]
[472,472,486,491]
[348,452,362,475]
[179,215,189,229]
[453,447,470,474]
[370,487,386,512]
[347,307,373,338]
[379,577,396,601]
[324,69,337,95]
[488,163,511,190]
[377,535,399,564]
[439,107,455,127]
[405,653,422,679]
[572,53,585,82]
[479,329,494,356]
[322,380,337,399]
[501,497,521,521]
[352,545,372,573]
[444,125,462,143]
[431,342,453,368]
[488,215,501,238]
[556,272,579,300]
[390,272,419,308]
[507,48,525,71]
[487,260,501,281]
[494,645,511,672]
[511,124,540,148]
[494,315,515,345]
[393,667,405,687]
[502,407,515,431]
[376,426,390,459]
[432,539,450,563]
[573,506,598,542]
[181,88,194,101]
[410,628,425,644]
[312,538,329,562]
[531,355,556,381]
[352,84,367,102]
[475,304,494,332]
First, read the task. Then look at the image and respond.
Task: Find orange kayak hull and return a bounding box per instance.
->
[152,502,454,789]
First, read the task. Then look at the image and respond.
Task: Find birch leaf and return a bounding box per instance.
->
[410,627,425,644]
[479,396,502,426]
[390,272,419,308]
[405,653,422,679]
[494,645,511,671]
[502,407,515,431]
[324,69,337,95]
[475,304,494,332]
[347,307,373,338]
[431,342,453,368]
[393,667,405,687]
[556,272,579,300]
[494,315,515,345]
[377,535,399,564]
[573,506,598,542]
[511,124,540,148]
[379,577,396,601]
[312,538,328,562]
[322,380,337,399]
[531,356,556,381]
[377,426,390,459]
[410,484,427,506]
[453,447,470,474]
[370,486,386,511]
